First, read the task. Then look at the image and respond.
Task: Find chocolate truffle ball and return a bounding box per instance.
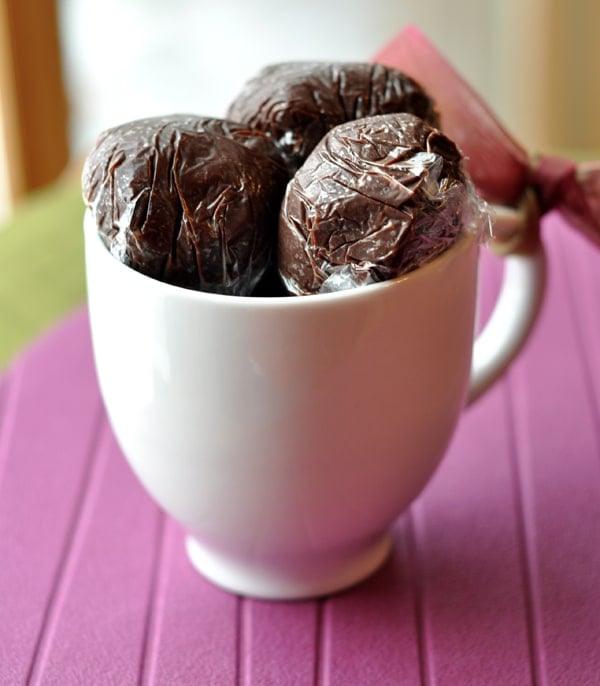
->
[227,62,440,174]
[82,115,288,295]
[279,112,472,295]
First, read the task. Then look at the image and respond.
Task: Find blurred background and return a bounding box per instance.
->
[3,0,600,215]
[0,0,599,363]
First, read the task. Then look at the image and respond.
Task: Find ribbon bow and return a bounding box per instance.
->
[374,25,600,253]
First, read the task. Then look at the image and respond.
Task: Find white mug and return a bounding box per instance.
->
[84,210,545,599]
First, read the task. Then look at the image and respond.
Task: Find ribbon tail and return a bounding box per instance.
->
[561,162,600,248]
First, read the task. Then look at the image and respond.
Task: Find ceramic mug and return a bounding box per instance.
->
[84,210,545,599]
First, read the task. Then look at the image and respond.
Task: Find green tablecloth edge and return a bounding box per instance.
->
[0,180,86,370]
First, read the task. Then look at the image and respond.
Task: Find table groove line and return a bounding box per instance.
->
[235,595,249,686]
[312,598,326,686]
[403,508,430,686]
[0,366,21,495]
[502,377,544,686]
[137,509,168,686]
[25,404,110,685]
[553,231,600,468]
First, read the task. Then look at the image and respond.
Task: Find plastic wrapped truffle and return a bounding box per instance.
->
[227,62,440,174]
[82,115,288,295]
[279,112,483,295]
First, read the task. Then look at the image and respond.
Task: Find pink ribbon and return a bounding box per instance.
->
[373,25,600,249]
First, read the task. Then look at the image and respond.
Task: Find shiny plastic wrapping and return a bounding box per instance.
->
[227,62,440,175]
[279,112,488,295]
[82,115,288,295]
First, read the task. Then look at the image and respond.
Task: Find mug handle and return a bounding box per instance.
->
[468,193,547,404]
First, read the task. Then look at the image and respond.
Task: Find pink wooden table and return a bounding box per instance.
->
[1,212,599,685]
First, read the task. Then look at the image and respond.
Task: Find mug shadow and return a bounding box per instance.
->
[329,509,585,673]
[161,510,590,683]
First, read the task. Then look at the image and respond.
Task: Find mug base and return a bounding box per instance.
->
[185,532,393,600]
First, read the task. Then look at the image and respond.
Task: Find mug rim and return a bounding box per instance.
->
[83,209,479,309]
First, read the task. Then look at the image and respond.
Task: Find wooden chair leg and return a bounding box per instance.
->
[0,0,69,203]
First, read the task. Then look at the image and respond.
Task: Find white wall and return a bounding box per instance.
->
[2,0,595,220]
[58,0,502,158]
[0,0,600,217]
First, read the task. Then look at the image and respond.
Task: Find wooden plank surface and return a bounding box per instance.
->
[0,212,599,685]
